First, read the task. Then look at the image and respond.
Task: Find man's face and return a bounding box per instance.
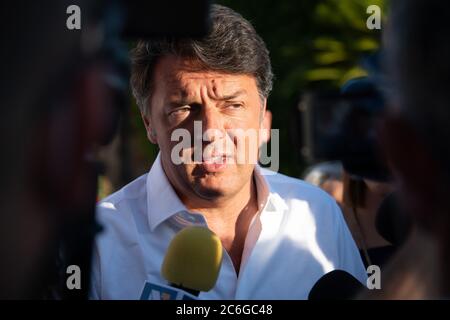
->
[142,55,270,204]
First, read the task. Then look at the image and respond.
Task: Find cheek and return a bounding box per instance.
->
[226,109,262,129]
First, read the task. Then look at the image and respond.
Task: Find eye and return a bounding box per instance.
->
[169,106,191,116]
[225,103,244,110]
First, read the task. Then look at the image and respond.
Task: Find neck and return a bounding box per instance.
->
[342,191,391,250]
[183,177,259,275]
[360,191,385,220]
[185,178,257,227]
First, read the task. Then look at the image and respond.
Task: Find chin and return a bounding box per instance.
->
[193,184,226,200]
[193,175,235,199]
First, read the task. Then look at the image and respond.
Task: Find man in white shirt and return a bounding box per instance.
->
[90,4,366,299]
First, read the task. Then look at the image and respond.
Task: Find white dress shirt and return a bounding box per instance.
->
[90,153,367,299]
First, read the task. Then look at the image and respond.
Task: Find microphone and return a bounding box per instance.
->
[161,226,223,297]
[308,270,366,300]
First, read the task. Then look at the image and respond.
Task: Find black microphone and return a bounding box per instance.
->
[308,270,366,300]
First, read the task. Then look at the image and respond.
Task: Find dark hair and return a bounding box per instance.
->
[130,4,273,115]
[343,171,367,209]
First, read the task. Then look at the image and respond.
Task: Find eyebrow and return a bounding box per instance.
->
[216,89,247,100]
[168,89,247,106]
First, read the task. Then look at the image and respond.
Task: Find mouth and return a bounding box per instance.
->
[200,154,233,172]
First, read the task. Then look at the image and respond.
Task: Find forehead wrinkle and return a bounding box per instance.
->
[208,78,220,101]
[164,67,251,103]
[207,77,247,100]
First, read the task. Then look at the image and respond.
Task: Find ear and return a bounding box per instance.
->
[259,103,272,146]
[379,115,441,228]
[141,111,158,144]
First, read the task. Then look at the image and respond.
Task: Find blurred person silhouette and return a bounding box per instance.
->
[337,75,403,271]
[362,0,450,299]
[304,162,397,269]
[0,1,127,299]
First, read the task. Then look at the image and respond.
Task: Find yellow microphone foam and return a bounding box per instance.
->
[161,226,223,292]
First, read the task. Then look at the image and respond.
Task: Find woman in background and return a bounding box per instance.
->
[304,162,396,268]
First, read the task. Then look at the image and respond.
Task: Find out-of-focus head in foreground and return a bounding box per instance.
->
[377,0,450,298]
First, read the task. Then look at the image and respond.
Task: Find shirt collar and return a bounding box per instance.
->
[254,166,289,213]
[146,153,189,231]
[146,153,288,231]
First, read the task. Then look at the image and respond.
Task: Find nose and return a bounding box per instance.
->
[201,105,225,143]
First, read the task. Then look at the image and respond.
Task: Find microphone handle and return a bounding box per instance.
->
[170,283,200,297]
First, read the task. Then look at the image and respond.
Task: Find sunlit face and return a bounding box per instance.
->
[142,55,270,203]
